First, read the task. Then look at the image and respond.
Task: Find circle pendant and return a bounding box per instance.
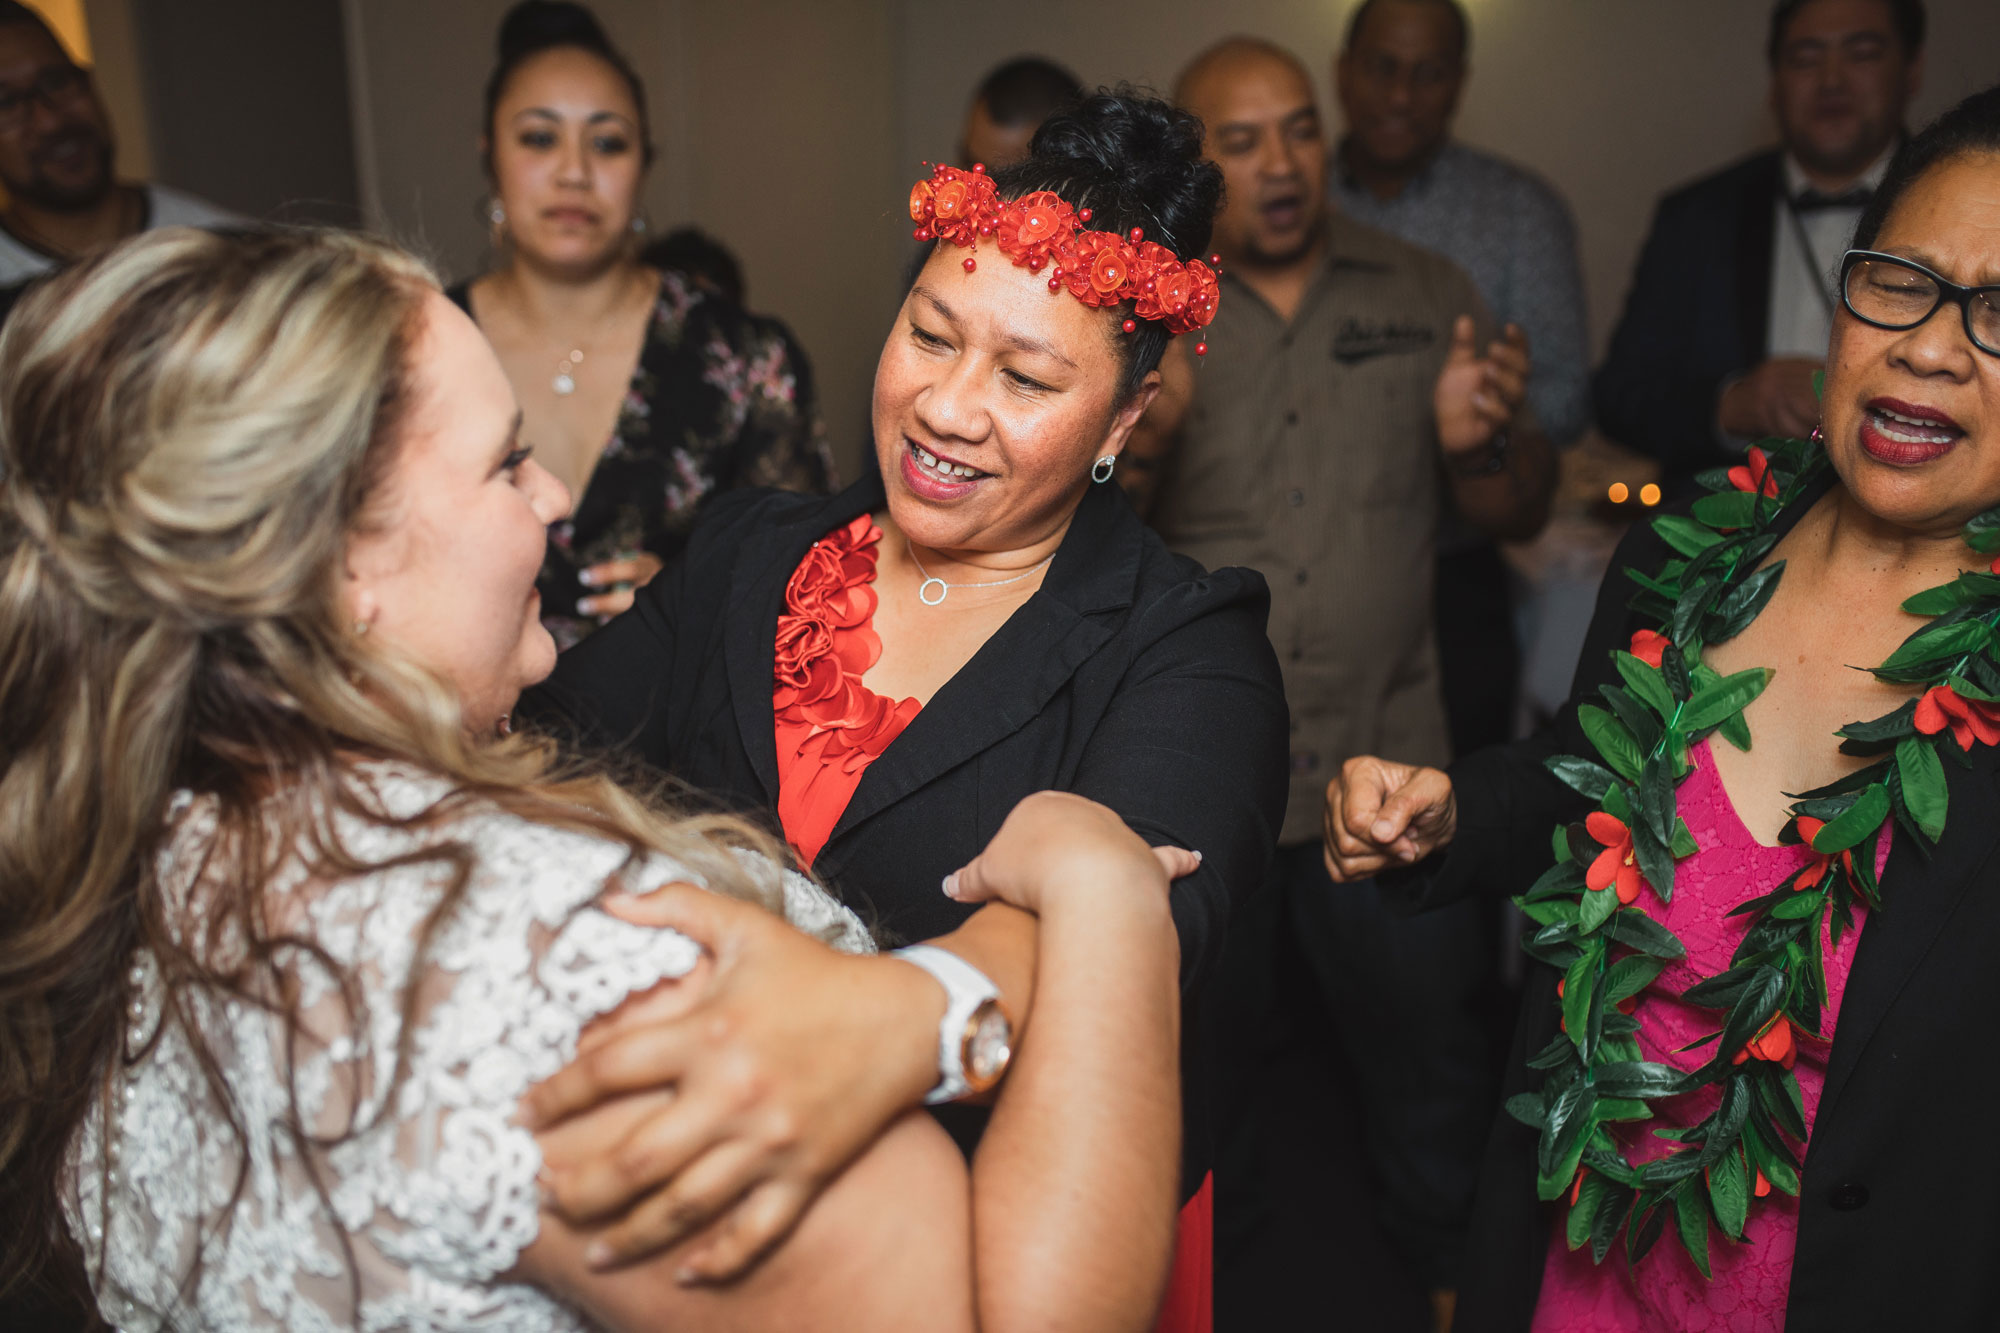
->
[553,372,576,396]
[918,577,949,606]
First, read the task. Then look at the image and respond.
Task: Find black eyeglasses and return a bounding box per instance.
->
[1840,249,2000,358]
[0,63,88,129]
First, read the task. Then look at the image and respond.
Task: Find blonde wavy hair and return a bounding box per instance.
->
[0,226,785,1309]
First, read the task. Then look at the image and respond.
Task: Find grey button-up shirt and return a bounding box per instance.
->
[1155,214,1501,844]
[1331,140,1591,448]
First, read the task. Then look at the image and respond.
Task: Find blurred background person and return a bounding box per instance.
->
[1160,36,1553,1333]
[959,54,1082,170]
[1595,0,1927,496]
[453,0,832,648]
[1331,0,1591,758]
[0,1,232,288]
[639,222,744,303]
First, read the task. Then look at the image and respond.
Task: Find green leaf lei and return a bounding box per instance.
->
[1513,431,2000,1276]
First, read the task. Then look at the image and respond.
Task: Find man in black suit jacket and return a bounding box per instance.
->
[1595,0,1926,494]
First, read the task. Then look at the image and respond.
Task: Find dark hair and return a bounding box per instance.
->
[1853,83,2000,251]
[1343,0,1471,60]
[640,226,745,305]
[1767,0,1925,66]
[990,89,1223,402]
[973,57,1085,129]
[0,1,62,50]
[482,1,652,170]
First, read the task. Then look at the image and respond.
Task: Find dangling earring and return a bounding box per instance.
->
[352,619,370,636]
[1091,455,1117,484]
[630,212,649,236]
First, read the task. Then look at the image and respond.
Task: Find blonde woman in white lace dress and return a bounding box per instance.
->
[0,228,1188,1332]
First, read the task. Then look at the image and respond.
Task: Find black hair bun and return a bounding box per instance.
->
[498,0,614,63]
[1001,88,1223,265]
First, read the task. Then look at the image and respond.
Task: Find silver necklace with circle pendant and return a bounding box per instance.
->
[553,347,585,396]
[907,543,1053,606]
[549,271,651,396]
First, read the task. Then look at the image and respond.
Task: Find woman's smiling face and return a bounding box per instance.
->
[871,245,1159,557]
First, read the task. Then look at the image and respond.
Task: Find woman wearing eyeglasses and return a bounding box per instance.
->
[1323,86,2000,1333]
[0,2,234,288]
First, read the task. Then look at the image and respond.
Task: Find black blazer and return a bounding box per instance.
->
[1388,485,2000,1332]
[520,474,1290,1190]
[1594,150,1782,493]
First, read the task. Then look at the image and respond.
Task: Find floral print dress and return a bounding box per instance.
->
[448,268,835,648]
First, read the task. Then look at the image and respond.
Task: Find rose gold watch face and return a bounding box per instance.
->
[965,1000,1013,1091]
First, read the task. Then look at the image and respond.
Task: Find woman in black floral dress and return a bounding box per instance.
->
[452,1,831,648]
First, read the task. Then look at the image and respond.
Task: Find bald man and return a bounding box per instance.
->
[1155,37,1553,1331]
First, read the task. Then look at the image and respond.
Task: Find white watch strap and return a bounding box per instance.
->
[890,944,1000,1105]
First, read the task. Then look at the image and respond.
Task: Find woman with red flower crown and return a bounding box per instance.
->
[1323,87,2000,1332]
[520,90,1286,1332]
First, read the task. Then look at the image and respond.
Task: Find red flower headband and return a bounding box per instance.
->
[908,163,1222,355]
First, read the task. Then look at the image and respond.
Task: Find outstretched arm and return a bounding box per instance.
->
[516,794,1185,1333]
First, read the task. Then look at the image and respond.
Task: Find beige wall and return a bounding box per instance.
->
[346,1,1999,482]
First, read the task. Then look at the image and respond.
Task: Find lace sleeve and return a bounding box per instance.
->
[70,786,715,1331]
[307,808,707,1295]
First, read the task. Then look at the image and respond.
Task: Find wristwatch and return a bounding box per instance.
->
[890,944,1014,1104]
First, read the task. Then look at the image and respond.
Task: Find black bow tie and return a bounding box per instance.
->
[1792,186,1872,213]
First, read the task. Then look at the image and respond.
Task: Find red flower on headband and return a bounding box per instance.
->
[1170,259,1221,335]
[910,167,999,247]
[1057,231,1137,307]
[995,191,1073,269]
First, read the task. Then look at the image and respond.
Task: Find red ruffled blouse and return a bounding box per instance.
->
[772,515,921,867]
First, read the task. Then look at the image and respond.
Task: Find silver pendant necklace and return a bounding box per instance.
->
[907,543,1053,606]
[553,347,584,396]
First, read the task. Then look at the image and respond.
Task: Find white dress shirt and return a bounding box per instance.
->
[1765,145,1897,359]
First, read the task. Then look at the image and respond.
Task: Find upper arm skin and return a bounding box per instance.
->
[519,1102,975,1333]
[1070,581,1288,988]
[512,961,976,1332]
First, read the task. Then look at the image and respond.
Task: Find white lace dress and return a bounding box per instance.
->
[62,765,872,1331]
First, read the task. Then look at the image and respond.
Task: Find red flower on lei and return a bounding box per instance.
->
[1628,628,1670,669]
[1731,1012,1797,1070]
[1790,815,1857,890]
[1583,811,1646,905]
[1728,446,1781,498]
[1913,682,2000,751]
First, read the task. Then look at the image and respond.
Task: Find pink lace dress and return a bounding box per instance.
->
[1532,739,1886,1332]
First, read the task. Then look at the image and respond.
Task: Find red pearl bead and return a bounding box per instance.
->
[1122,318,1137,333]
[1129,227,1144,243]
[1028,258,1043,272]
[1209,254,1221,265]
[1079,208,1093,222]
[1048,277,1062,292]
[972,162,985,173]
[963,257,977,272]
[1195,341,1208,357]
[912,227,926,241]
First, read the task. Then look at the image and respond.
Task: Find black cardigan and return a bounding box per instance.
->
[519,474,1290,1189]
[1389,487,2000,1332]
